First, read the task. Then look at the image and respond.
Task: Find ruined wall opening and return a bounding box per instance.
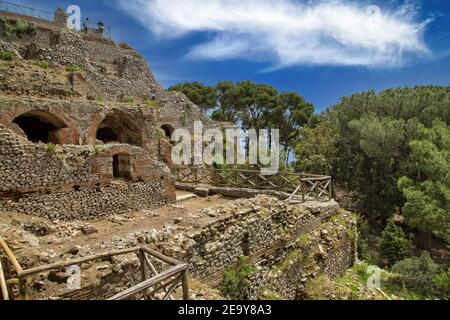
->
[96,127,118,144]
[13,111,67,144]
[113,153,132,179]
[161,124,174,140]
[241,232,251,257]
[95,113,142,147]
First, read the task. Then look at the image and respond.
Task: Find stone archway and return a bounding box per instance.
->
[11,110,77,144]
[1,107,80,145]
[88,112,143,147]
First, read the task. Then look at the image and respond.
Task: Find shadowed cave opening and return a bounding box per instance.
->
[13,112,66,144]
[96,127,118,144]
[95,113,142,147]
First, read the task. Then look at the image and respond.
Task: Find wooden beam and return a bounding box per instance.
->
[140,247,180,266]
[0,259,9,300]
[108,264,188,300]
[182,271,190,300]
[19,247,140,277]
[162,275,182,300]
[0,236,23,274]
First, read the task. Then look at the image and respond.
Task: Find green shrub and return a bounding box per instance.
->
[66,65,82,73]
[96,96,105,103]
[356,215,373,263]
[117,96,134,104]
[0,50,14,61]
[390,252,441,295]
[1,19,35,36]
[34,60,49,69]
[219,263,256,299]
[13,20,35,34]
[144,99,161,108]
[433,268,450,295]
[46,142,57,154]
[379,219,412,266]
[391,252,440,278]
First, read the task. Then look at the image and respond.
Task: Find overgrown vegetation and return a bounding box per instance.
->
[34,60,49,69]
[66,65,82,73]
[117,96,134,104]
[0,50,14,61]
[379,220,412,266]
[219,262,256,300]
[169,82,450,299]
[144,99,161,108]
[0,18,35,37]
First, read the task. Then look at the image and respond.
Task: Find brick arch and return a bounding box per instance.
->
[86,111,143,147]
[0,106,80,145]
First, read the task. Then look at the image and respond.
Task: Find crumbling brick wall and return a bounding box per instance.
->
[0,124,175,219]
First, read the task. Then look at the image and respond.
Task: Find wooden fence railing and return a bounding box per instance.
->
[0,236,189,300]
[172,166,332,202]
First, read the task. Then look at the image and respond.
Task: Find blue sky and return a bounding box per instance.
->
[10,0,450,112]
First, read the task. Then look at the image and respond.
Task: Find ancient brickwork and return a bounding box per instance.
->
[0,124,175,219]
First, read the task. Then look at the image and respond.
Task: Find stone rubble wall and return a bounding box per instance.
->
[1,181,169,221]
[0,12,161,101]
[154,196,355,300]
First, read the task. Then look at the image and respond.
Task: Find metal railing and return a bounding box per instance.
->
[0,0,53,21]
[0,0,112,39]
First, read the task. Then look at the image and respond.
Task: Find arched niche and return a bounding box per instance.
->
[12,111,72,144]
[95,112,142,147]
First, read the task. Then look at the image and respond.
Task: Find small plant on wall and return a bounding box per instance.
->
[0,50,14,61]
[34,60,49,69]
[46,142,57,154]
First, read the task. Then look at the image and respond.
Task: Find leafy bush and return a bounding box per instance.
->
[219,263,256,299]
[13,20,35,34]
[96,96,105,103]
[1,18,35,36]
[433,268,450,295]
[389,252,442,296]
[391,252,440,279]
[379,219,412,266]
[0,50,14,61]
[34,60,49,69]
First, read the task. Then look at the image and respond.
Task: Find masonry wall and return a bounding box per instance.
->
[154,196,356,299]
[0,124,176,220]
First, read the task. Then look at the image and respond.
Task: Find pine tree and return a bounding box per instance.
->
[379,219,412,266]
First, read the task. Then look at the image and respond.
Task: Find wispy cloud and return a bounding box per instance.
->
[117,0,434,68]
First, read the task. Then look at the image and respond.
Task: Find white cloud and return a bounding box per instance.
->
[118,0,433,68]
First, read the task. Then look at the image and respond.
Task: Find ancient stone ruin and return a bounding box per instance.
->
[0,5,357,301]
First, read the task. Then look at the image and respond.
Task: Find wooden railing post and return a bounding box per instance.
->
[182,271,189,300]
[301,180,305,203]
[329,178,333,201]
